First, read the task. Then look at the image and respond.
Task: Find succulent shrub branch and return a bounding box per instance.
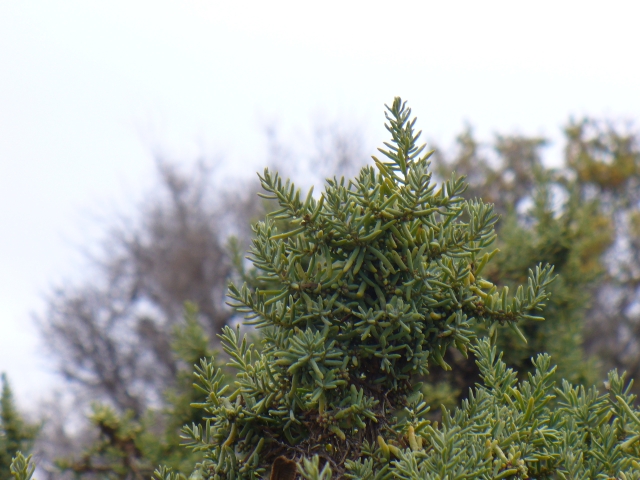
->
[161,98,566,479]
[17,97,632,479]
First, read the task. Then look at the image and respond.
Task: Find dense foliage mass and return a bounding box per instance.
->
[434,120,640,390]
[131,98,618,479]
[12,99,640,479]
[131,98,638,479]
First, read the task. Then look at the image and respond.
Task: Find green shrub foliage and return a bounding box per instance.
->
[157,98,634,479]
[8,453,35,480]
[434,128,614,392]
[12,98,640,479]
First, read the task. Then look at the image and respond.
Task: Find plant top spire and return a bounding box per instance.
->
[162,97,556,479]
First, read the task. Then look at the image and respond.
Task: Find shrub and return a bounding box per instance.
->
[13,98,640,479]
[158,99,582,479]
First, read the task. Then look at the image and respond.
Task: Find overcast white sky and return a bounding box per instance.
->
[1,0,639,409]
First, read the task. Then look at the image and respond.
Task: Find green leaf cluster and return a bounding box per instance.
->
[485,181,611,387]
[336,340,640,479]
[429,120,619,400]
[8,453,35,480]
[170,99,563,478]
[25,98,638,479]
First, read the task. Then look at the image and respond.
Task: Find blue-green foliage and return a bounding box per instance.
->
[156,99,565,479]
[385,340,640,479]
[11,99,640,479]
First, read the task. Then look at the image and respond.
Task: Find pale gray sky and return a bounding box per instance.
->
[1,0,639,409]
